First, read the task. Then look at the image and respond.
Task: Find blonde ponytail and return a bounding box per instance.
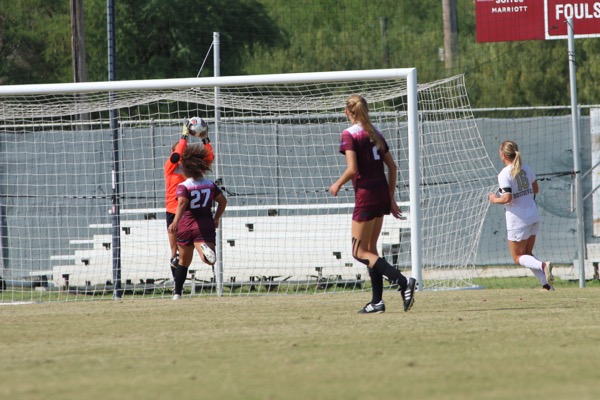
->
[512,151,522,178]
[500,140,522,178]
[346,95,383,150]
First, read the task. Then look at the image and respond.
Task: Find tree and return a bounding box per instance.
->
[0,1,72,85]
[242,0,446,81]
[1,1,598,107]
[0,0,284,84]
[83,0,285,81]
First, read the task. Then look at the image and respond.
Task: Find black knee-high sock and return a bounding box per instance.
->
[170,266,177,279]
[368,267,384,304]
[372,257,407,290]
[174,265,188,295]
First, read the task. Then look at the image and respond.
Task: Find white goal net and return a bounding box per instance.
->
[0,70,497,302]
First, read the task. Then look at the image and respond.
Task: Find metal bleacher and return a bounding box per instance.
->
[48,209,411,290]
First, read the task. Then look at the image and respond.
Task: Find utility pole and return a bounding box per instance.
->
[70,0,87,82]
[380,16,390,68]
[442,0,458,70]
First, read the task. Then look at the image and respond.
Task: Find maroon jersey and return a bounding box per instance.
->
[175,177,222,244]
[338,123,391,208]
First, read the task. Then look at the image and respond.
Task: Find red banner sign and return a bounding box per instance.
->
[545,0,600,39]
[476,0,546,42]
[476,0,600,42]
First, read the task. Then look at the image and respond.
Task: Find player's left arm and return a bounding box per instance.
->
[213,192,227,228]
[382,152,402,219]
[203,142,215,164]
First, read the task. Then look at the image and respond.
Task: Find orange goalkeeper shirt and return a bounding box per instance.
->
[164,139,215,214]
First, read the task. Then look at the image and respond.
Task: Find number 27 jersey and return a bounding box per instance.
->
[175,177,222,221]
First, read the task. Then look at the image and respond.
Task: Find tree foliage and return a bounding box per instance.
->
[0,0,284,84]
[0,1,72,84]
[104,0,285,80]
[245,0,599,107]
[0,0,598,107]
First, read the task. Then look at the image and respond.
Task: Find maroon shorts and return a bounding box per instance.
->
[176,217,216,246]
[352,203,390,222]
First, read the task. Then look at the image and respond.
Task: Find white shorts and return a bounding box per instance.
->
[507,222,540,242]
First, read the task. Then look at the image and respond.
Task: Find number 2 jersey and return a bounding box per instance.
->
[338,123,391,208]
[175,177,222,239]
[497,163,540,230]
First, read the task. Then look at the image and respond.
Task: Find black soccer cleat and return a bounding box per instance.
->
[358,301,386,314]
[170,255,179,268]
[402,277,416,312]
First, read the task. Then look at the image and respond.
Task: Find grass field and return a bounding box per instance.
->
[2,287,600,400]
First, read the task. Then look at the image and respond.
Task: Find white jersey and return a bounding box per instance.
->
[497,163,540,230]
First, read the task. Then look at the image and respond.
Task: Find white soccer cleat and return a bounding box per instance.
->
[172,294,181,301]
[200,243,216,265]
[543,261,554,286]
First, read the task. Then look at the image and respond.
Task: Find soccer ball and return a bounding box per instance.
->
[188,117,208,137]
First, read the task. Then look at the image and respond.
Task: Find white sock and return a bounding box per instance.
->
[531,268,548,285]
[519,255,548,285]
[518,255,543,271]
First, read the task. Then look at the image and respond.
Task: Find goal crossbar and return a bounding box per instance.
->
[0,68,417,95]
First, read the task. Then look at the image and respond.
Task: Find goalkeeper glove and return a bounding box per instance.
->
[199,124,210,144]
[181,118,190,140]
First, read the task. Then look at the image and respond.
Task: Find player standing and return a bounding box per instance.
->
[329,94,416,313]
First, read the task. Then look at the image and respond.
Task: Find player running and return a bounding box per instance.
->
[489,140,554,291]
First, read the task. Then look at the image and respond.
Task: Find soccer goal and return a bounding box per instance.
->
[0,69,497,303]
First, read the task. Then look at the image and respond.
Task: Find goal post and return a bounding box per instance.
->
[0,69,495,303]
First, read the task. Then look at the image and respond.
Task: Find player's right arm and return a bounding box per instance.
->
[168,138,188,164]
[169,119,190,166]
[330,130,357,196]
[489,170,513,205]
[329,150,357,196]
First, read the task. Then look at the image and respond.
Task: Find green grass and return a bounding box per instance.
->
[472,276,600,290]
[2,288,600,400]
[5,275,595,304]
